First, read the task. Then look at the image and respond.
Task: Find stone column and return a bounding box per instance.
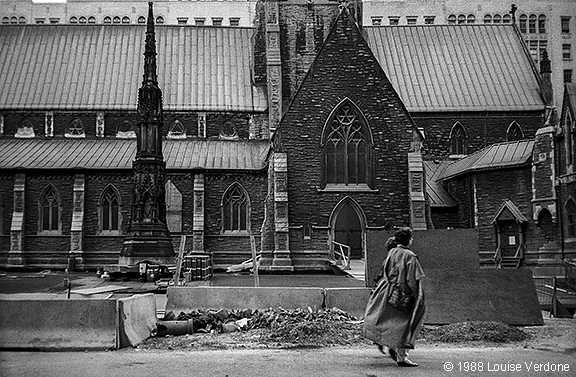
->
[8,174,25,267]
[45,111,54,138]
[96,112,105,138]
[70,174,85,269]
[192,173,205,252]
[266,0,282,136]
[408,152,427,230]
[271,153,293,271]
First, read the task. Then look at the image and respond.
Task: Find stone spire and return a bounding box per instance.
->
[120,2,175,265]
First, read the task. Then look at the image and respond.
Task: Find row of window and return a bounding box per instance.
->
[28,182,250,234]
[449,122,524,156]
[1,15,241,26]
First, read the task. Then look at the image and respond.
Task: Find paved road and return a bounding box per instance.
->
[2,346,575,377]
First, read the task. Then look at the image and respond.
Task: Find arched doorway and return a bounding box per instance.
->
[331,199,365,259]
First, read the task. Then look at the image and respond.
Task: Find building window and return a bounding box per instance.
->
[528,14,537,33]
[138,16,146,24]
[506,122,524,142]
[35,18,45,24]
[503,14,511,23]
[220,122,238,140]
[565,69,573,83]
[39,186,60,233]
[229,18,240,26]
[2,17,8,24]
[168,120,186,139]
[104,16,111,24]
[116,120,136,139]
[493,14,501,24]
[448,14,456,24]
[65,118,85,138]
[407,16,417,25]
[322,99,372,186]
[389,16,400,26]
[538,15,546,33]
[88,16,96,24]
[122,16,130,24]
[564,44,572,60]
[15,119,35,138]
[177,17,188,25]
[566,111,574,166]
[449,122,467,156]
[155,16,164,24]
[18,16,26,24]
[371,17,382,26]
[484,14,492,24]
[467,14,476,24]
[303,223,312,240]
[212,18,223,26]
[79,17,87,24]
[70,16,78,24]
[195,18,205,26]
[528,40,547,64]
[424,16,435,25]
[165,180,182,233]
[113,16,121,24]
[566,199,576,238]
[561,17,571,34]
[100,186,120,232]
[49,18,59,24]
[457,14,466,24]
[222,183,249,233]
[519,14,527,33]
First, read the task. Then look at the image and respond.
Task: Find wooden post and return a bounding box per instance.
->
[173,235,187,286]
[249,230,259,287]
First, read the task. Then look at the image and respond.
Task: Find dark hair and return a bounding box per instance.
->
[394,227,413,247]
[385,236,398,251]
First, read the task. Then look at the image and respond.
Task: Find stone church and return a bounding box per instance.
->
[0,1,571,273]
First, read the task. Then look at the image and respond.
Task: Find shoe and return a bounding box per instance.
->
[397,359,419,367]
[388,348,398,362]
[376,344,386,356]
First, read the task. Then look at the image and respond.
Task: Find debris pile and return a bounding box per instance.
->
[422,321,531,343]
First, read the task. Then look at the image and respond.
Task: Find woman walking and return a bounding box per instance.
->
[363,227,426,367]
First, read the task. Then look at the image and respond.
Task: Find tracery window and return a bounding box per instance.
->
[506,122,524,142]
[65,118,85,138]
[40,186,60,232]
[156,16,164,24]
[168,120,186,139]
[222,183,249,233]
[449,122,467,156]
[15,119,35,138]
[100,186,120,232]
[566,198,576,238]
[138,16,146,24]
[322,100,372,186]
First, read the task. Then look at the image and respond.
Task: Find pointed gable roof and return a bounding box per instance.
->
[364,25,545,112]
[490,200,529,224]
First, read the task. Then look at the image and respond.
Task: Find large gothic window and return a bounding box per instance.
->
[39,186,60,232]
[322,100,372,186]
[449,122,467,156]
[566,198,576,238]
[222,183,249,232]
[100,185,120,232]
[506,122,524,142]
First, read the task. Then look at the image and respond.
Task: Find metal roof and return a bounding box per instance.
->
[364,25,545,112]
[490,199,529,224]
[440,139,534,180]
[0,139,269,171]
[0,25,267,112]
[423,160,457,207]
[566,83,576,116]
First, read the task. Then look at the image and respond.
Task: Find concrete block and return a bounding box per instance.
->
[324,288,372,319]
[0,298,117,350]
[166,287,325,314]
[118,294,157,348]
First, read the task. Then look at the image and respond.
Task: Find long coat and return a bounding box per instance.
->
[363,245,426,349]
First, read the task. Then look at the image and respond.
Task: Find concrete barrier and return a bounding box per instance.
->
[118,294,157,348]
[0,297,117,350]
[166,287,325,314]
[324,288,372,320]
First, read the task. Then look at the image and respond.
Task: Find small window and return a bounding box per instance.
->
[371,17,383,26]
[564,44,572,60]
[450,122,467,156]
[15,119,35,138]
[79,17,87,24]
[18,16,26,24]
[113,16,121,24]
[467,14,475,24]
[2,17,9,24]
[503,14,511,24]
[138,16,146,24]
[566,199,576,238]
[562,17,571,34]
[212,18,223,26]
[565,111,574,166]
[104,16,112,24]
[448,14,456,25]
[155,16,164,24]
[493,14,501,24]
[538,15,546,33]
[529,14,537,33]
[519,14,527,33]
[483,14,492,24]
[10,17,17,24]
[35,18,45,24]
[49,18,59,24]
[389,16,400,26]
[122,16,130,24]
[222,184,249,233]
[195,18,205,26]
[40,186,60,233]
[424,16,435,25]
[88,16,96,24]
[168,120,186,139]
[116,120,136,139]
[565,69,573,83]
[65,118,85,138]
[177,17,188,25]
[457,14,466,24]
[229,17,240,26]
[303,223,313,240]
[70,16,78,24]
[407,16,417,25]
[219,122,238,140]
[506,122,524,142]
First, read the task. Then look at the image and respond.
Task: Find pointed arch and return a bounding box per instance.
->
[99,184,122,233]
[565,198,576,238]
[506,121,524,142]
[39,184,61,233]
[221,182,250,233]
[328,196,367,259]
[449,122,467,155]
[321,98,373,187]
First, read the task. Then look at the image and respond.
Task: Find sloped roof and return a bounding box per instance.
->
[490,199,529,224]
[0,139,269,171]
[440,139,534,180]
[566,83,576,116]
[0,25,267,112]
[423,160,457,207]
[364,25,544,112]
